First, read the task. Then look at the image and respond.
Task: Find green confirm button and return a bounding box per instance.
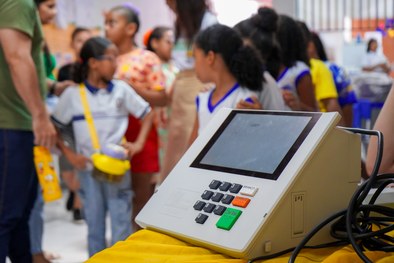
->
[216,208,242,230]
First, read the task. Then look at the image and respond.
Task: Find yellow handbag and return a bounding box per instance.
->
[79,84,130,183]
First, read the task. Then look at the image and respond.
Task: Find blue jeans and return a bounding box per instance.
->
[28,186,44,255]
[0,129,37,263]
[78,170,132,257]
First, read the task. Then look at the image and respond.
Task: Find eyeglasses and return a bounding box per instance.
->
[95,55,117,62]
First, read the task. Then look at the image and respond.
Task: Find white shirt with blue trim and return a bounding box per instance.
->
[276,61,311,98]
[196,83,257,134]
[259,71,290,111]
[52,79,150,157]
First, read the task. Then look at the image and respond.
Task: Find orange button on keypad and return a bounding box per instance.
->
[232,196,251,208]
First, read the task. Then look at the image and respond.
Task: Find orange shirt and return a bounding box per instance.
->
[115,49,165,92]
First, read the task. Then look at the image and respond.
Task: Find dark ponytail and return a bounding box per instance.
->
[311,32,328,61]
[195,24,263,91]
[73,37,112,83]
[277,15,310,68]
[234,7,282,79]
[230,46,263,91]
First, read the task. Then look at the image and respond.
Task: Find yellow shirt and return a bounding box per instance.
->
[310,59,338,112]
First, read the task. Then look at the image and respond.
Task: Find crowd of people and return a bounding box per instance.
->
[1,0,393,262]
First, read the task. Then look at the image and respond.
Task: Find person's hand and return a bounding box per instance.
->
[236,96,263,110]
[32,113,57,149]
[65,152,91,170]
[282,90,301,110]
[130,80,148,94]
[155,107,168,128]
[54,80,75,96]
[122,141,143,159]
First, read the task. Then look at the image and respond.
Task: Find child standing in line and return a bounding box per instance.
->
[276,15,317,112]
[144,26,179,94]
[189,24,263,140]
[104,5,166,231]
[143,26,179,181]
[52,37,153,257]
[310,32,356,127]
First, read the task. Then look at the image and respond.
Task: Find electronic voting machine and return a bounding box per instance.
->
[136,109,361,259]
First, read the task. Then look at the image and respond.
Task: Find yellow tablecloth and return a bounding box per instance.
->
[86,229,394,263]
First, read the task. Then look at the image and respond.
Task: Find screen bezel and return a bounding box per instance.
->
[190,110,322,180]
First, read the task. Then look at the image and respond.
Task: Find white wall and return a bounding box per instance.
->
[56,0,174,45]
[272,0,296,17]
[211,0,259,27]
[55,0,274,45]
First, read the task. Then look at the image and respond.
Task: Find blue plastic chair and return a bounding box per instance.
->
[352,99,384,129]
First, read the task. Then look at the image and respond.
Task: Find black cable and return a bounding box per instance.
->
[316,128,386,262]
[247,240,347,263]
[344,129,384,262]
[247,247,295,263]
[288,128,386,263]
[287,209,348,263]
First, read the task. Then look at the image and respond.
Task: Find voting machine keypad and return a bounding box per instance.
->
[194,180,258,230]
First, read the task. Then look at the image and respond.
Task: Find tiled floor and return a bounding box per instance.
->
[40,197,89,263]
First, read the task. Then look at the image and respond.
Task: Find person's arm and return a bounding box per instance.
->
[131,53,168,107]
[123,110,154,158]
[56,135,91,170]
[189,115,199,147]
[362,65,377,72]
[362,54,391,74]
[282,90,301,111]
[366,87,394,175]
[0,28,56,148]
[132,83,168,107]
[362,63,390,73]
[379,62,391,74]
[296,74,318,111]
[47,79,76,96]
[320,98,346,126]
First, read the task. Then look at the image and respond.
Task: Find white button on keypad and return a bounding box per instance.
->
[240,186,258,197]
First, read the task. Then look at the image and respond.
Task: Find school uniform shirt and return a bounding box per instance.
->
[310,58,338,112]
[52,80,150,158]
[259,71,290,111]
[325,61,357,107]
[276,61,311,102]
[196,84,257,134]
